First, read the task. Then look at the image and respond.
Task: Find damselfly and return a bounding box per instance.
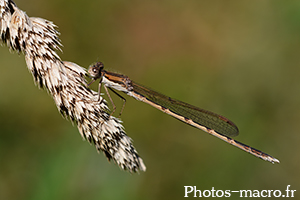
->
[88,62,279,164]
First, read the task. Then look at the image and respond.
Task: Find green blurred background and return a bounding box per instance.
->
[0,0,299,199]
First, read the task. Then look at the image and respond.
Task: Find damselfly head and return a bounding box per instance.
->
[88,62,104,79]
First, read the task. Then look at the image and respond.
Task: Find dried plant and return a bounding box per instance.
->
[0,0,146,173]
